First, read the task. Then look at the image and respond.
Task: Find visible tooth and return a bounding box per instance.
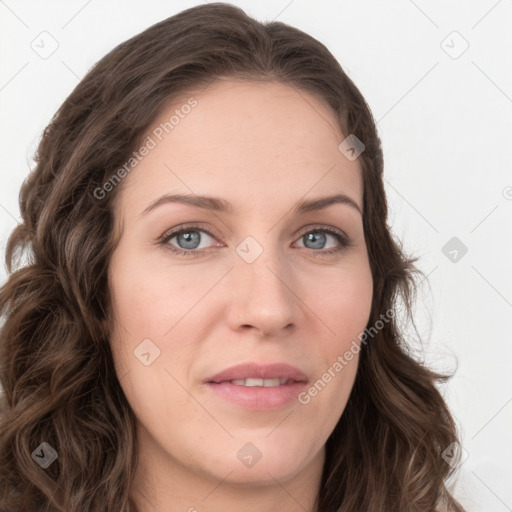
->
[229,378,290,387]
[244,378,264,386]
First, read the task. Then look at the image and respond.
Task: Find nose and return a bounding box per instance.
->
[225,243,299,338]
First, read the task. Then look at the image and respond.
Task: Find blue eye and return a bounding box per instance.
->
[296,228,349,252]
[159,225,218,256]
[159,224,351,257]
[167,228,214,251]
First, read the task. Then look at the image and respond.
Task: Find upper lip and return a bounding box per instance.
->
[206,363,308,383]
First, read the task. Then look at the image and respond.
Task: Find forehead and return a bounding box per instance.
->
[158,78,346,155]
[116,79,363,218]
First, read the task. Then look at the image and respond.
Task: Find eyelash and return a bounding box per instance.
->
[158,223,353,258]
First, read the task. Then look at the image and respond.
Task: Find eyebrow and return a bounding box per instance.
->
[140,192,362,217]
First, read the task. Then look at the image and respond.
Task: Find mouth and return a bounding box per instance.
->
[206,362,308,384]
[204,363,308,410]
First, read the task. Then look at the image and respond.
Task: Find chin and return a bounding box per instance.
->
[219,458,310,487]
[202,432,321,486]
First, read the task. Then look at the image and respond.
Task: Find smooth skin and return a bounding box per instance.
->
[107,79,373,512]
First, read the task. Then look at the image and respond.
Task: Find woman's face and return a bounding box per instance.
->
[108,79,373,497]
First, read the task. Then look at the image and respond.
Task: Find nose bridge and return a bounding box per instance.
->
[228,233,297,334]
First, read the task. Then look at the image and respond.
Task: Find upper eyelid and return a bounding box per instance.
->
[161,224,218,242]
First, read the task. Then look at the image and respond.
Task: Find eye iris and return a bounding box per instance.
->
[304,232,326,249]
[178,231,201,249]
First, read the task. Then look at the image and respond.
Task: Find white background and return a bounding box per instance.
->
[1,1,511,511]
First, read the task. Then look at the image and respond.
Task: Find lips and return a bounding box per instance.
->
[204,362,308,410]
[206,362,308,385]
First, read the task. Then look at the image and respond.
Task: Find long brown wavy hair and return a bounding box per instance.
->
[0,3,464,511]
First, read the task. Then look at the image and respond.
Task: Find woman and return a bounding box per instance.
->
[0,3,465,511]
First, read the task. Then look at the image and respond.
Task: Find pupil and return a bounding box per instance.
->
[305,232,325,249]
[178,231,200,249]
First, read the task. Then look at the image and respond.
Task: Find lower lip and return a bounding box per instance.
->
[205,381,307,410]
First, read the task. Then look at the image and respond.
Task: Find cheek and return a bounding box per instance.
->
[107,258,185,349]
[107,252,219,396]
[109,253,220,334]
[313,260,373,343]
[300,260,372,417]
